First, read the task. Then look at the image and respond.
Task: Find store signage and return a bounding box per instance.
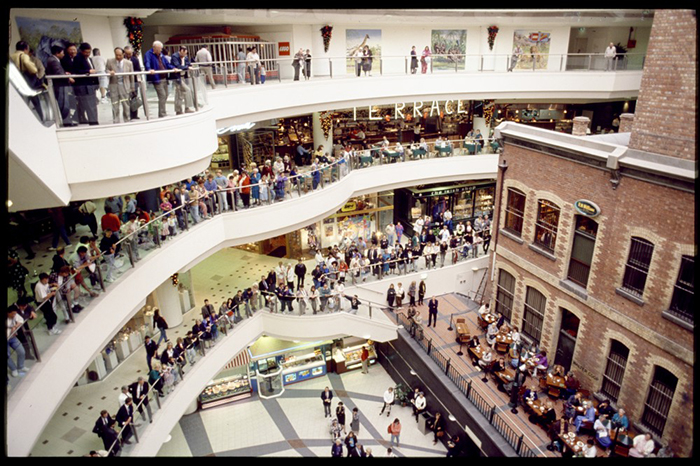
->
[278,42,291,56]
[341,201,357,212]
[216,122,256,136]
[414,185,474,199]
[353,100,468,121]
[574,199,601,218]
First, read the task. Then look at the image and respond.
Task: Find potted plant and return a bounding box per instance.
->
[394,383,411,407]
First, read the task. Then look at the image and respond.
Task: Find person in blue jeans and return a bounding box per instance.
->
[7,307,28,378]
[153,308,169,345]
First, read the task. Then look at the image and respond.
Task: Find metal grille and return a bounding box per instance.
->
[495,269,515,321]
[621,237,654,297]
[522,286,545,343]
[641,366,677,436]
[504,188,526,236]
[533,199,560,252]
[668,255,694,323]
[600,340,629,402]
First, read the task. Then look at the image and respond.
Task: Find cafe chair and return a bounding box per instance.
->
[547,386,561,398]
[495,341,509,353]
[578,389,591,398]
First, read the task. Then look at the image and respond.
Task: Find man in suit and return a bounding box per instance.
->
[45,45,78,126]
[294,258,307,290]
[123,45,142,120]
[321,386,334,418]
[72,42,99,125]
[92,409,114,440]
[258,275,271,306]
[129,376,152,423]
[144,335,159,371]
[115,397,134,444]
[201,299,215,320]
[102,419,121,456]
[170,46,195,114]
[428,296,439,327]
[143,40,175,118]
[105,47,134,124]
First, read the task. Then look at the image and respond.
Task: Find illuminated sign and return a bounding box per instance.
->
[353,100,468,121]
[574,199,601,218]
[216,122,256,136]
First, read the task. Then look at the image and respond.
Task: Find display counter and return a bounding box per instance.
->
[198,370,252,410]
[333,342,377,374]
[281,350,327,384]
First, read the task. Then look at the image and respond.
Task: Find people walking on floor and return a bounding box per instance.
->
[322,386,334,418]
[428,296,439,327]
[380,386,394,417]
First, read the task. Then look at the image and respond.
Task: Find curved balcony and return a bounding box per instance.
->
[7,150,498,457]
[8,54,643,211]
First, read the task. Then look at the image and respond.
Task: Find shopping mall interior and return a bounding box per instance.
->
[5,8,695,458]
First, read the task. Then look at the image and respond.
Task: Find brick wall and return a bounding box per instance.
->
[491,143,694,455]
[628,9,697,160]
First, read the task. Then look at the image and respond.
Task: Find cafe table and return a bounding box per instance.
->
[545,372,567,397]
[527,398,546,417]
[359,153,374,166]
[468,344,486,363]
[464,142,478,155]
[411,148,427,158]
[478,312,497,329]
[455,321,470,343]
[558,430,586,455]
[437,145,453,156]
[610,429,634,457]
[495,367,515,387]
[495,331,513,353]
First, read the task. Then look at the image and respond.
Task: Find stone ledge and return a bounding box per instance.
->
[528,243,557,261]
[661,309,694,332]
[499,228,524,245]
[614,287,645,306]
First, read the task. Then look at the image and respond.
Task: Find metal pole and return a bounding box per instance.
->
[587,55,592,71]
[560,55,564,71]
[329,58,333,79]
[480,56,484,72]
[380,58,383,75]
[131,420,140,443]
[95,258,106,291]
[223,62,228,88]
[191,73,199,110]
[125,242,136,267]
[405,56,407,74]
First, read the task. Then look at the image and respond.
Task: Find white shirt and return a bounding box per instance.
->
[383,390,395,404]
[414,396,426,410]
[584,444,597,458]
[632,435,655,456]
[594,419,609,438]
[7,314,25,338]
[605,46,616,58]
[118,392,129,407]
[34,281,54,305]
[195,48,213,64]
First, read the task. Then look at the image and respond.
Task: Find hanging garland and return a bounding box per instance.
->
[320,25,333,53]
[171,273,179,287]
[124,17,144,53]
[320,111,333,139]
[487,25,499,51]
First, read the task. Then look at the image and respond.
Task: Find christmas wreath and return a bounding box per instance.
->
[487,25,499,51]
[320,25,333,53]
[124,17,144,53]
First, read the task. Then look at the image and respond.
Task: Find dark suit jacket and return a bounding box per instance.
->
[321,389,333,404]
[102,426,121,455]
[169,53,192,81]
[116,403,133,427]
[129,381,149,407]
[46,55,68,87]
[72,53,99,92]
[145,340,159,360]
[160,347,176,365]
[61,55,77,75]
[93,414,114,437]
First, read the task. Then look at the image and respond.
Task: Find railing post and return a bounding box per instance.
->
[480,55,484,72]
[131,420,140,444]
[405,56,407,74]
[95,259,106,292]
[587,54,592,71]
[154,389,162,409]
[466,379,472,400]
[380,58,383,75]
[140,80,151,120]
[427,338,432,355]
[515,433,524,456]
[191,73,199,110]
[445,358,451,375]
[430,58,433,74]
[223,62,228,88]
[329,58,333,79]
[125,242,136,268]
[369,304,372,319]
[560,54,564,71]
[489,405,496,424]
[45,80,63,127]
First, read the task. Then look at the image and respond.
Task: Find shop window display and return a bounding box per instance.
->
[199,366,252,409]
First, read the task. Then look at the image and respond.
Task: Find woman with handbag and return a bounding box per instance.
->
[336,402,347,435]
[421,46,431,74]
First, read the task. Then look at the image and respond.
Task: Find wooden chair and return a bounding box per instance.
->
[547,386,561,398]
[578,389,591,398]
[495,341,509,353]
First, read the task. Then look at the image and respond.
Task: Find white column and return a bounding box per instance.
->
[312,112,333,155]
[108,16,129,50]
[155,279,184,329]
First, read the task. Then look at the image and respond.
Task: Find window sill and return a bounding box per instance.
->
[499,228,524,244]
[615,287,645,306]
[661,309,694,331]
[528,242,557,261]
[560,279,588,301]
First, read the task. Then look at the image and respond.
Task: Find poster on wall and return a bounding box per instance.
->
[15,17,83,66]
[431,30,467,70]
[346,29,381,74]
[337,215,372,243]
[512,30,551,70]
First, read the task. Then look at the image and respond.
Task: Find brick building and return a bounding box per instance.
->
[489,9,695,457]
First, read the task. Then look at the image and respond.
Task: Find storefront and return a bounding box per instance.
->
[199,352,253,410]
[310,191,394,250]
[330,337,378,374]
[394,181,496,236]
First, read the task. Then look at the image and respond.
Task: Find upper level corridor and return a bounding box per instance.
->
[9,59,643,211]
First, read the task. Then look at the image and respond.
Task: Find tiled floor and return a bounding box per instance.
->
[160,368,446,457]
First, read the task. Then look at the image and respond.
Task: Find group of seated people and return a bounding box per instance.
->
[463,306,670,457]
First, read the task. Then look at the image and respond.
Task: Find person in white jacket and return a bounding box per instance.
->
[604,42,617,71]
[629,433,655,457]
[379,387,395,417]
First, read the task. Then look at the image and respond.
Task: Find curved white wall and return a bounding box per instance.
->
[7,154,497,457]
[128,311,397,456]
[213,71,643,127]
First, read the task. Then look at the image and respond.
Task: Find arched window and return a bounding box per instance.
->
[642,366,678,436]
[600,339,629,402]
[534,199,560,252]
[522,286,546,343]
[567,216,598,287]
[495,269,515,321]
[504,188,526,236]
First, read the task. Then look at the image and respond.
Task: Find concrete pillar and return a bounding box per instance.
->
[312,112,333,156]
[108,16,128,50]
[155,279,184,329]
[572,116,590,136]
[619,113,634,133]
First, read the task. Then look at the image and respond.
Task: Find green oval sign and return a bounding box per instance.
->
[574,199,601,218]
